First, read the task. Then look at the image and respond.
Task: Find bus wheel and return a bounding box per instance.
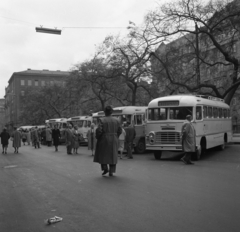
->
[134,139,145,154]
[154,151,162,160]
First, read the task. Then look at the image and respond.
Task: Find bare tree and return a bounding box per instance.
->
[145,0,240,104]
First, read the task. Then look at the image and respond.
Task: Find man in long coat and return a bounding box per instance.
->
[181,115,196,165]
[65,124,74,155]
[52,125,61,151]
[94,106,122,176]
[12,127,21,153]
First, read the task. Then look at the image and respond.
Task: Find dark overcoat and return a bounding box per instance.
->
[94,116,122,165]
[0,131,10,146]
[12,130,21,148]
[52,129,61,146]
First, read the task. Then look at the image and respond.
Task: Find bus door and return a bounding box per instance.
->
[133,114,145,139]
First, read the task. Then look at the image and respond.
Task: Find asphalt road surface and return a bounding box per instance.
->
[0,144,240,232]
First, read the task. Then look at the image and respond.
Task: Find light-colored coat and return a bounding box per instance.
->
[46,128,52,142]
[87,128,97,150]
[181,121,196,152]
[94,116,122,164]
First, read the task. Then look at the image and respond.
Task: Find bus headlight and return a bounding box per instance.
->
[149,132,155,145]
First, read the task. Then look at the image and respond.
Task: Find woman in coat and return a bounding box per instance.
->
[45,127,52,147]
[72,125,80,154]
[52,125,61,151]
[12,127,22,153]
[87,123,97,156]
[181,115,196,165]
[0,128,10,154]
[94,106,122,176]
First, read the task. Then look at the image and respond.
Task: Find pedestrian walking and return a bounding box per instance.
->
[87,123,96,156]
[52,125,61,151]
[65,124,74,155]
[118,124,126,159]
[181,115,196,165]
[21,129,27,145]
[94,106,122,176]
[26,129,31,145]
[0,128,10,154]
[124,122,136,159]
[73,126,80,154]
[12,127,22,153]
[32,127,40,148]
[46,126,52,147]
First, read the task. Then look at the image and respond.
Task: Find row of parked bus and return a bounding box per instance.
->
[44,94,233,161]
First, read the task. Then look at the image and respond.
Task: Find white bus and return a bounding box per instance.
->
[92,106,147,153]
[45,118,68,143]
[145,95,232,160]
[67,115,93,144]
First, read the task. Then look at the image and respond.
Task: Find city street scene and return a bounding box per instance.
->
[1,0,240,231]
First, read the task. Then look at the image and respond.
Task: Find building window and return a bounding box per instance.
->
[28,80,32,86]
[41,80,45,86]
[21,91,25,96]
[35,80,39,86]
[21,80,25,86]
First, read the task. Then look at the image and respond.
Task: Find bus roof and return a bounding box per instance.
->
[48,118,68,122]
[93,106,147,117]
[148,95,230,108]
[67,116,92,121]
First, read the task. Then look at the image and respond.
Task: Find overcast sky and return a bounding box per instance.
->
[0,0,166,98]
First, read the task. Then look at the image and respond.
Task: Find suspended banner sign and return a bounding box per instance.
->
[35,27,61,35]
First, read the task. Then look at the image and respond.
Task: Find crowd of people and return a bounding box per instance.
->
[0,106,194,177]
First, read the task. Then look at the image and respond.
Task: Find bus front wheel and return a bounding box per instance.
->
[154,151,162,160]
[134,139,146,154]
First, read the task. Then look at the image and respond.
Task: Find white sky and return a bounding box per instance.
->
[0,0,166,98]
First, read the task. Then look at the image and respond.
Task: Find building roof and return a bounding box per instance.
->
[8,69,71,83]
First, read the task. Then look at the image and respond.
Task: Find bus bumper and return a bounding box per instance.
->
[146,145,182,151]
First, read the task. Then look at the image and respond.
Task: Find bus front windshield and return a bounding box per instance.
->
[148,107,193,120]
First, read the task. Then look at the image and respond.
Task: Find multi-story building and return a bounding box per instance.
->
[0,99,6,131]
[5,69,70,130]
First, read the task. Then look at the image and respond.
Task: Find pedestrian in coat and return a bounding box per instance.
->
[124,122,136,159]
[32,127,40,149]
[52,125,61,151]
[65,124,74,155]
[12,127,21,153]
[0,128,10,154]
[181,115,196,165]
[21,130,27,145]
[87,123,96,156]
[94,106,122,176]
[118,124,126,159]
[46,127,52,147]
[73,126,80,154]
[26,129,31,145]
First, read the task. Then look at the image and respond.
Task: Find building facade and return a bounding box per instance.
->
[0,99,6,131]
[5,69,70,130]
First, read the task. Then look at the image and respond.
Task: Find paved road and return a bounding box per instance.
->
[0,144,240,232]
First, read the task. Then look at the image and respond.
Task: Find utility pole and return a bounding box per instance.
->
[195,23,200,86]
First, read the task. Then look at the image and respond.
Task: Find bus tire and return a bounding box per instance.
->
[154,151,162,160]
[134,139,145,154]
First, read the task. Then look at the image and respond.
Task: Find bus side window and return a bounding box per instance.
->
[196,106,202,120]
[84,121,88,128]
[208,106,212,118]
[223,109,227,118]
[213,107,218,118]
[203,106,207,118]
[219,108,222,118]
[135,115,142,125]
[87,121,91,127]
